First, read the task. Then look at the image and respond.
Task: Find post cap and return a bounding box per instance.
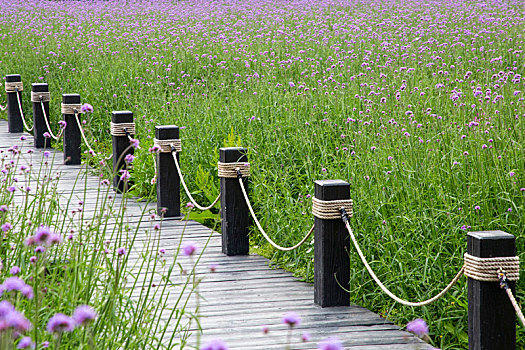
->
[5,74,21,83]
[32,83,49,93]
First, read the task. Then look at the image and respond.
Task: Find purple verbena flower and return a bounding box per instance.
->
[6,310,32,332]
[10,266,20,275]
[124,154,135,163]
[17,336,34,349]
[46,313,75,333]
[282,312,300,327]
[318,337,343,350]
[117,247,126,256]
[72,305,97,326]
[406,318,429,337]
[119,170,131,182]
[182,242,198,256]
[0,300,15,317]
[2,277,26,292]
[20,286,34,300]
[200,339,229,350]
[302,332,311,342]
[34,226,53,244]
[80,103,93,113]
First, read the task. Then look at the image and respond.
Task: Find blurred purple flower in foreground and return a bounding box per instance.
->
[318,337,343,350]
[282,311,301,327]
[73,305,97,326]
[182,242,198,256]
[406,318,429,337]
[200,339,229,350]
[47,313,75,333]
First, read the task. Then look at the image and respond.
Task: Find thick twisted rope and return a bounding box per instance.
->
[312,197,353,219]
[5,82,23,92]
[464,253,519,282]
[153,138,181,153]
[110,122,135,137]
[217,162,250,178]
[343,209,524,308]
[40,101,63,141]
[30,91,50,102]
[15,88,33,132]
[171,150,221,211]
[343,217,465,307]
[61,103,81,115]
[74,111,96,154]
[237,176,314,251]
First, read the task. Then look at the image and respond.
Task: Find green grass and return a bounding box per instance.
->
[0,0,524,348]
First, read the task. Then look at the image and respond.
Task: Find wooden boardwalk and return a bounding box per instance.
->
[0,119,433,350]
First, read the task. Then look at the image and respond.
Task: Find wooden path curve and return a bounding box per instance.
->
[0,119,433,349]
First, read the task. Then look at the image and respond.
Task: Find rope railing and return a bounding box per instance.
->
[170,148,221,211]
[236,171,314,251]
[339,208,523,312]
[74,111,96,155]
[15,87,33,132]
[39,100,63,141]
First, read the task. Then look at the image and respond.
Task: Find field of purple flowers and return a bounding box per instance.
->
[1,0,524,348]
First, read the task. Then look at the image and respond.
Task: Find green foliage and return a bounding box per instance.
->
[1,1,525,348]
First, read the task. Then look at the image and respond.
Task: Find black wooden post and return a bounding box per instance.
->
[220,147,250,256]
[63,94,81,165]
[5,74,24,133]
[468,230,516,350]
[314,180,351,307]
[32,83,51,148]
[155,125,180,217]
[112,111,134,193]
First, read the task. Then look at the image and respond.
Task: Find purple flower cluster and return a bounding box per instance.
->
[47,305,97,333]
[25,226,61,247]
[0,300,32,333]
[0,277,33,299]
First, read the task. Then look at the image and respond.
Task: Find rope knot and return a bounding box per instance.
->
[340,207,349,223]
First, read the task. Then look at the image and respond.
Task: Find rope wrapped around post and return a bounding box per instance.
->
[312,197,353,220]
[218,162,250,178]
[61,103,82,115]
[110,122,136,138]
[30,91,51,103]
[154,138,181,153]
[464,253,520,282]
[5,81,23,92]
